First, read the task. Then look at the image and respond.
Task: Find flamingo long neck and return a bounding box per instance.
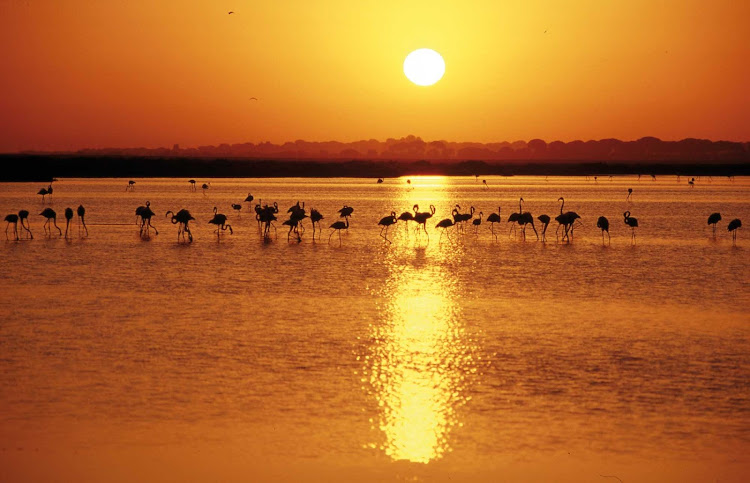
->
[559,199,564,214]
[518,199,523,214]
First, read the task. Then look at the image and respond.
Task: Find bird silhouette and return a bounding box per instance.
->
[397,209,415,237]
[511,198,538,241]
[310,208,324,240]
[228,11,234,14]
[39,208,62,236]
[37,184,52,203]
[483,179,488,189]
[232,203,242,217]
[378,211,397,244]
[138,201,158,237]
[18,210,32,239]
[597,216,610,244]
[413,204,436,242]
[4,214,19,240]
[537,214,550,242]
[486,207,501,240]
[202,182,211,194]
[338,205,354,219]
[282,217,303,242]
[472,211,483,234]
[688,178,695,187]
[244,193,254,203]
[126,180,136,191]
[707,212,721,237]
[623,211,638,244]
[627,188,633,201]
[727,218,741,245]
[377,178,384,184]
[435,218,455,243]
[64,207,73,239]
[76,205,88,237]
[555,197,580,242]
[257,202,278,239]
[329,217,349,246]
[166,209,195,242]
[208,207,233,241]
[189,179,197,191]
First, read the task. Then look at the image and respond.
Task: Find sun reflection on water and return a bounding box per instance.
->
[363,176,480,463]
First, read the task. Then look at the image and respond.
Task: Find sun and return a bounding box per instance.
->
[403,49,445,87]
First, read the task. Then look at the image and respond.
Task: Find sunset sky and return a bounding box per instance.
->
[0,0,748,152]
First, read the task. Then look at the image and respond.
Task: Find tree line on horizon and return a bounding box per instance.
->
[30,135,750,163]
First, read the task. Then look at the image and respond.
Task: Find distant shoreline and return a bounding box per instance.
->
[0,154,746,182]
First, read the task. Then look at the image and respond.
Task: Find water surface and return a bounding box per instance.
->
[1,176,748,481]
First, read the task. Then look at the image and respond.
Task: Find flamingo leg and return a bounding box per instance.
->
[53,219,61,236]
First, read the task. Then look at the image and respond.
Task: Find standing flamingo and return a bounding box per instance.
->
[397,209,414,237]
[166,209,195,242]
[232,203,242,217]
[4,214,19,240]
[623,211,638,244]
[555,197,580,242]
[707,212,721,237]
[37,185,51,203]
[77,205,88,237]
[413,204,436,242]
[202,182,211,194]
[537,214,550,242]
[378,211,397,244]
[597,216,610,244]
[208,207,233,241]
[244,193,254,203]
[310,208,324,240]
[727,219,741,245]
[377,178,384,184]
[39,208,62,236]
[486,207,501,240]
[472,212,483,234]
[329,217,349,246]
[126,180,136,191]
[64,207,74,238]
[18,210,32,239]
[626,188,633,201]
[138,201,158,237]
[188,180,197,191]
[436,218,455,243]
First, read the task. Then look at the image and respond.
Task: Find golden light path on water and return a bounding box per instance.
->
[363,176,482,463]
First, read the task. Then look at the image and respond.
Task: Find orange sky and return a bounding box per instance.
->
[0,0,748,152]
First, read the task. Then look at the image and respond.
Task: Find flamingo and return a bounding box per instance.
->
[232,203,242,217]
[282,217,302,242]
[397,209,414,237]
[627,188,633,201]
[597,216,610,244]
[37,185,51,203]
[257,202,278,239]
[329,217,349,246]
[189,179,197,191]
[555,197,580,242]
[310,208,324,240]
[377,178,384,184]
[413,204,436,242]
[688,178,695,187]
[126,180,136,191]
[208,207,233,240]
[472,212,483,234]
[338,205,354,219]
[486,207,501,240]
[244,193,254,203]
[623,211,638,244]
[378,211,397,244]
[4,214,19,240]
[202,182,211,194]
[138,201,158,237]
[537,214,550,241]
[483,179,488,190]
[511,198,537,241]
[18,210,32,239]
[436,218,455,243]
[39,208,62,236]
[288,201,308,234]
[77,205,88,237]
[707,212,721,237]
[166,209,195,242]
[64,207,73,239]
[727,218,741,245]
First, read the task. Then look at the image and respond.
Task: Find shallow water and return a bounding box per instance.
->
[1,176,749,481]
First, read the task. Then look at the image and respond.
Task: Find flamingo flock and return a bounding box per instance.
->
[2,180,745,247]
